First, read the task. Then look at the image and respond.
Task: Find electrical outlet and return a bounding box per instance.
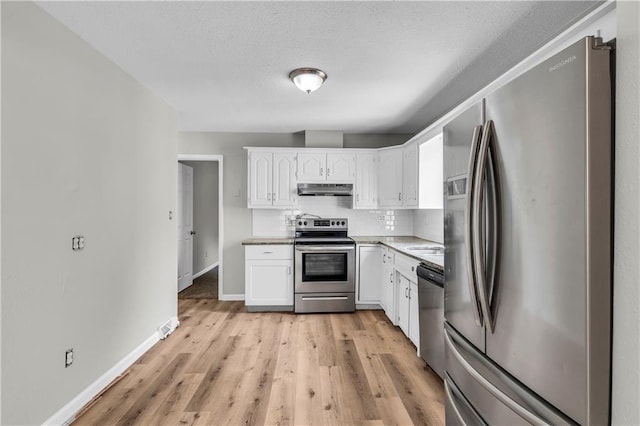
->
[65,349,73,368]
[72,236,85,251]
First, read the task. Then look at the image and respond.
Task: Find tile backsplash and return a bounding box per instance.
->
[251,197,413,237]
[413,209,444,243]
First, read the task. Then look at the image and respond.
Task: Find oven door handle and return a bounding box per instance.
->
[295,245,355,252]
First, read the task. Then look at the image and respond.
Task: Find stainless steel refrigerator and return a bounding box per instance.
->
[443,36,612,425]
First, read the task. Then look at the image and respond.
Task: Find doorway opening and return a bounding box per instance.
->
[176,155,223,301]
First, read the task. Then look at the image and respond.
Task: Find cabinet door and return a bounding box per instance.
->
[382,250,396,323]
[297,152,326,182]
[397,273,410,335]
[245,259,293,306]
[326,153,355,182]
[248,152,273,207]
[403,143,419,207]
[378,149,403,207]
[358,245,381,303]
[409,280,420,348]
[272,152,297,207]
[354,152,377,209]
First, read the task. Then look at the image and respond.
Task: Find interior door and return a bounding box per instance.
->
[443,101,485,351]
[177,163,194,292]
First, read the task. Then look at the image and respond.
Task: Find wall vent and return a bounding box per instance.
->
[158,318,179,339]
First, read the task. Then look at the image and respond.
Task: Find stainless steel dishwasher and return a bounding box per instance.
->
[417,263,444,379]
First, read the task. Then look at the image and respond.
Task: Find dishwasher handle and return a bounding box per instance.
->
[417,264,444,288]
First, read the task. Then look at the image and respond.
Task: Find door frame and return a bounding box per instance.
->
[177,154,224,300]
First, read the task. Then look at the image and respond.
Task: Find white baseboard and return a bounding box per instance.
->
[42,316,179,426]
[219,293,245,301]
[192,262,219,280]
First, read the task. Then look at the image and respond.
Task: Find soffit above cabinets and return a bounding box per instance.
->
[37,1,600,134]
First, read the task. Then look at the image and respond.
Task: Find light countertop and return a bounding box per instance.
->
[352,236,444,272]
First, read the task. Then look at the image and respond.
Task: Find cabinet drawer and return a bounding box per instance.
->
[394,252,419,280]
[245,245,293,260]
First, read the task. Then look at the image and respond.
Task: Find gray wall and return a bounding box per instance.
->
[181,161,219,275]
[177,133,410,296]
[1,3,178,424]
[612,2,640,424]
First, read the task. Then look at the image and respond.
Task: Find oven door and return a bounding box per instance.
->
[294,244,355,293]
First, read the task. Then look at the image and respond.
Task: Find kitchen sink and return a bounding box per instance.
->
[404,246,444,255]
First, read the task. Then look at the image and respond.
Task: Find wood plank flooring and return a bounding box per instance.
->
[73,299,445,425]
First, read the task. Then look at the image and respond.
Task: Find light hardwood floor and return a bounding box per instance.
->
[73,299,445,425]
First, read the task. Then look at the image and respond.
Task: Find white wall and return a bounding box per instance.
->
[181,161,219,275]
[412,210,444,244]
[612,2,640,424]
[178,133,410,297]
[1,3,178,424]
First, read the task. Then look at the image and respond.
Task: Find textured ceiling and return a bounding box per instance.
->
[37,1,599,134]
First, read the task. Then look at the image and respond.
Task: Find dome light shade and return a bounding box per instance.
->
[289,68,327,93]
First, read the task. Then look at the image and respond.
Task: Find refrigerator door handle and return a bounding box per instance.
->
[444,374,488,426]
[444,328,549,426]
[473,120,497,333]
[465,124,484,327]
[444,378,469,426]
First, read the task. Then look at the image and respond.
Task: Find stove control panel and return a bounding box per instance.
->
[295,218,348,230]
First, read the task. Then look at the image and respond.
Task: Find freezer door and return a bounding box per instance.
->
[483,37,611,425]
[443,101,485,351]
[445,324,575,426]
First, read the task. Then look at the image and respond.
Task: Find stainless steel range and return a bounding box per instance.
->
[294,217,355,313]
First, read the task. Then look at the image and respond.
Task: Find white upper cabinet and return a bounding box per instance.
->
[297,152,355,182]
[419,134,444,209]
[326,152,355,181]
[354,152,377,209]
[403,142,419,207]
[248,150,297,208]
[272,152,297,206]
[378,149,403,207]
[248,151,273,207]
[378,143,420,208]
[297,152,326,182]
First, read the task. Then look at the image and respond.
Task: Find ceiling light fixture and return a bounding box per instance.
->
[289,68,327,94]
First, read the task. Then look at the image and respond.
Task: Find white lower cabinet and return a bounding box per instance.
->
[396,273,410,335]
[381,248,396,323]
[358,245,381,304]
[409,280,420,348]
[396,272,420,349]
[245,245,293,308]
[394,252,421,350]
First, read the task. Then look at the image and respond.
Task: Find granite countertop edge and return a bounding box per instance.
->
[352,236,444,272]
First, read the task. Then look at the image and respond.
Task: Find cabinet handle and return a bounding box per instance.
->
[320,167,324,176]
[287,266,292,275]
[398,192,402,201]
[267,193,271,201]
[357,194,360,203]
[263,251,273,254]
[327,168,331,177]
[411,266,415,272]
[390,273,393,283]
[272,192,275,201]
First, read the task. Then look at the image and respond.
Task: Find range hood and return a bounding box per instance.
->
[297,183,353,196]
